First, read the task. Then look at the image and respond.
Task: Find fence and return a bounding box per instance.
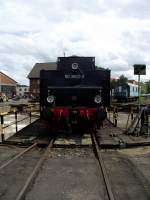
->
[0,104,40,143]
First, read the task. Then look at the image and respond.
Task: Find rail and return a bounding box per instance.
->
[0,137,54,200]
[0,143,37,170]
[91,133,115,200]
[15,138,54,200]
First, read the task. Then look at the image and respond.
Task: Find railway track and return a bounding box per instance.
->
[53,132,115,199]
[0,132,112,200]
[0,131,149,199]
[0,139,55,200]
[15,139,54,200]
[91,133,115,200]
[0,143,37,170]
[24,132,115,200]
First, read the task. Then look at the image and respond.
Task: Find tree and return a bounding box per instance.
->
[110,79,118,89]
[145,81,150,93]
[140,82,146,94]
[117,75,128,85]
[110,75,128,89]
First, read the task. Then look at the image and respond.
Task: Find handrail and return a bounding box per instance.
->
[0,105,39,142]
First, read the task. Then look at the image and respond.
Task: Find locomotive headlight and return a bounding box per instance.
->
[47,95,55,103]
[94,95,101,104]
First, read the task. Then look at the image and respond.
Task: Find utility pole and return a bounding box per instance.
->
[138,74,140,111]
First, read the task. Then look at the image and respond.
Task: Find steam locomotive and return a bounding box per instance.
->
[40,56,110,133]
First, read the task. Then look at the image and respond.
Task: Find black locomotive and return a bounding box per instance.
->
[40,56,110,133]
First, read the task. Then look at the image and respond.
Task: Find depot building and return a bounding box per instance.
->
[0,71,17,98]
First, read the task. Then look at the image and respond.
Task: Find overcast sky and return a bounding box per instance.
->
[0,0,150,84]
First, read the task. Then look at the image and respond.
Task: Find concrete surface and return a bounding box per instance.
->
[25,148,108,200]
[0,145,23,166]
[0,147,44,200]
[54,133,92,146]
[102,148,150,200]
[119,146,150,185]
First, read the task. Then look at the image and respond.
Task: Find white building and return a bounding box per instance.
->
[16,85,29,97]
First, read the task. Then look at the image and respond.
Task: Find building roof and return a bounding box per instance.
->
[127,82,138,87]
[17,84,29,87]
[128,80,138,85]
[28,62,57,79]
[0,71,17,85]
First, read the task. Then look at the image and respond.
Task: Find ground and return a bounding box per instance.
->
[0,109,150,199]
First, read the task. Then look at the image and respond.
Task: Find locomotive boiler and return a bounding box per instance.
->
[40,56,110,133]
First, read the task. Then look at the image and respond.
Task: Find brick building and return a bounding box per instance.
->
[28,62,57,99]
[0,71,17,98]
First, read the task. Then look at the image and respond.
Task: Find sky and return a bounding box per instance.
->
[0,0,150,84]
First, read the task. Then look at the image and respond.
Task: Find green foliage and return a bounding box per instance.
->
[110,75,128,89]
[140,82,146,94]
[117,75,128,85]
[140,96,150,104]
[110,79,117,89]
[145,80,150,93]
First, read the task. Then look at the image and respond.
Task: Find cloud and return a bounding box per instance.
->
[0,0,150,84]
